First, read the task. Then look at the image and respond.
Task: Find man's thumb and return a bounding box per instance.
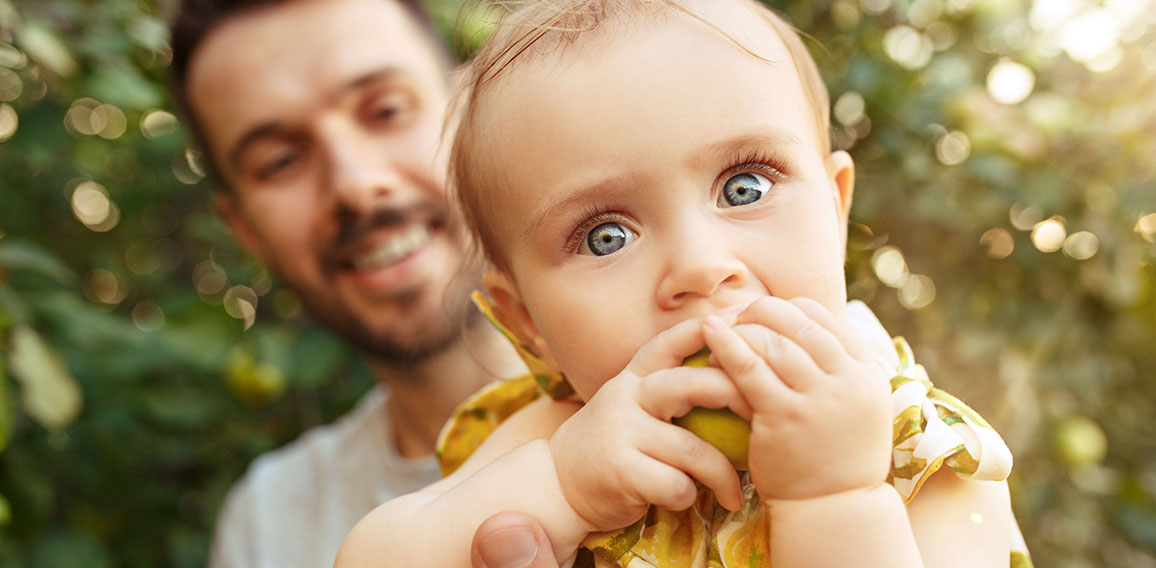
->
[471,511,562,568]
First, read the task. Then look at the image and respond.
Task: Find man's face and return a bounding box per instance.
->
[480,7,854,400]
[188,0,473,361]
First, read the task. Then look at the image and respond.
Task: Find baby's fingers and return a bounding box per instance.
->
[638,366,753,421]
[702,315,795,410]
[639,425,745,511]
[626,317,708,376]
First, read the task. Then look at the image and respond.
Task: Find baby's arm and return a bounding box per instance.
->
[906,471,1012,566]
[334,397,589,567]
[337,318,750,568]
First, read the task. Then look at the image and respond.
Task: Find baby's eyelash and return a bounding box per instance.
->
[725,149,789,180]
[565,205,622,253]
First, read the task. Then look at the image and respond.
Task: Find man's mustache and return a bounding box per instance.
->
[321,202,449,268]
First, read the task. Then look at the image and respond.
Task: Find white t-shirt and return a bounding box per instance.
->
[208,386,440,568]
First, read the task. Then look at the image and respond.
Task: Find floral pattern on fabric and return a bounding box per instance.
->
[436,294,1033,567]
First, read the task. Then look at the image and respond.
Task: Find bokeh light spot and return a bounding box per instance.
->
[987,59,1035,104]
[1063,231,1100,260]
[0,67,22,102]
[873,246,910,288]
[125,243,159,276]
[96,104,127,140]
[185,148,207,178]
[70,180,120,231]
[1032,218,1067,253]
[834,91,866,126]
[980,228,1015,259]
[1061,10,1121,64]
[935,130,971,165]
[1010,203,1044,231]
[193,261,228,295]
[1029,0,1081,32]
[899,273,936,309]
[64,98,101,136]
[0,103,17,142]
[860,0,892,16]
[140,110,179,139]
[132,301,165,332]
[884,25,934,70]
[907,0,944,29]
[84,269,128,305]
[224,285,258,330]
[1135,213,1156,243]
[0,43,27,68]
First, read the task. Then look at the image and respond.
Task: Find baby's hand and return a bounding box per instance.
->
[548,317,752,532]
[702,296,892,501]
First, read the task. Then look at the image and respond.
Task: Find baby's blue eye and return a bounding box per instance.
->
[581,222,636,256]
[719,172,772,207]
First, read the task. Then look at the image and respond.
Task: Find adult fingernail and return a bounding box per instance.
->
[479,526,539,568]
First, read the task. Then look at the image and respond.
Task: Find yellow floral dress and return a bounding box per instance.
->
[437,294,1033,567]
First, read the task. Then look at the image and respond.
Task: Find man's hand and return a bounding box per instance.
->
[472,512,561,568]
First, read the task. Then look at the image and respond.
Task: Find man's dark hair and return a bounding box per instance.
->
[168,0,450,188]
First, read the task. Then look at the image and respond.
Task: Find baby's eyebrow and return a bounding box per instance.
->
[523,176,630,240]
[695,128,805,165]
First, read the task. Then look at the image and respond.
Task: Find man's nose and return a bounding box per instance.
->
[321,122,403,215]
[655,218,749,311]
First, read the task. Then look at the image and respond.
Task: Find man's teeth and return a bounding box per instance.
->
[353,226,431,269]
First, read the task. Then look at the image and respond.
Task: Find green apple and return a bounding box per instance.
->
[673,348,751,470]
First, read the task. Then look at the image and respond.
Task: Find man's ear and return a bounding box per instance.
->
[213,192,271,266]
[828,150,856,247]
[481,269,560,371]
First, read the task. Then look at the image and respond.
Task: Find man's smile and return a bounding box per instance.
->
[351,224,431,270]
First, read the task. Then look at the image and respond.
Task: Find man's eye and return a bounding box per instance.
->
[580,222,637,256]
[364,92,414,126]
[256,151,299,180]
[718,172,772,207]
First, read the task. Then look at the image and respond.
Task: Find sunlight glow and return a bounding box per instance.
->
[1032,218,1067,253]
[987,59,1035,105]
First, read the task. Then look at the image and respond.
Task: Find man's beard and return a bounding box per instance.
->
[299,283,479,365]
[285,198,482,367]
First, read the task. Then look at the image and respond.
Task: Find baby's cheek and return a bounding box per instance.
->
[553,331,636,396]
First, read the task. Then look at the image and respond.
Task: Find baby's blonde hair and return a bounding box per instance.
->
[450,0,831,271]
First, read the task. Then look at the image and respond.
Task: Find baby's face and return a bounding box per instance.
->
[480,7,854,400]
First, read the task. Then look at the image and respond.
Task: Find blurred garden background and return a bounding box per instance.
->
[0,0,1153,565]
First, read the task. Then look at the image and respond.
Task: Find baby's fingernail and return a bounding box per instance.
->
[704,315,724,331]
[479,526,539,568]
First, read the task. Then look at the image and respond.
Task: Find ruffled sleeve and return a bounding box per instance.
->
[845,300,1014,501]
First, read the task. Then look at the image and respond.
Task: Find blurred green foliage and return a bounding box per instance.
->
[0,0,1153,566]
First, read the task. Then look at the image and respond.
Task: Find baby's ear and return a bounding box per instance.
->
[481,270,561,371]
[827,150,856,245]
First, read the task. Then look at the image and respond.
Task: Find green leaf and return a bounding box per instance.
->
[0,240,76,285]
[89,61,162,110]
[29,530,113,568]
[14,20,77,77]
[7,325,83,430]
